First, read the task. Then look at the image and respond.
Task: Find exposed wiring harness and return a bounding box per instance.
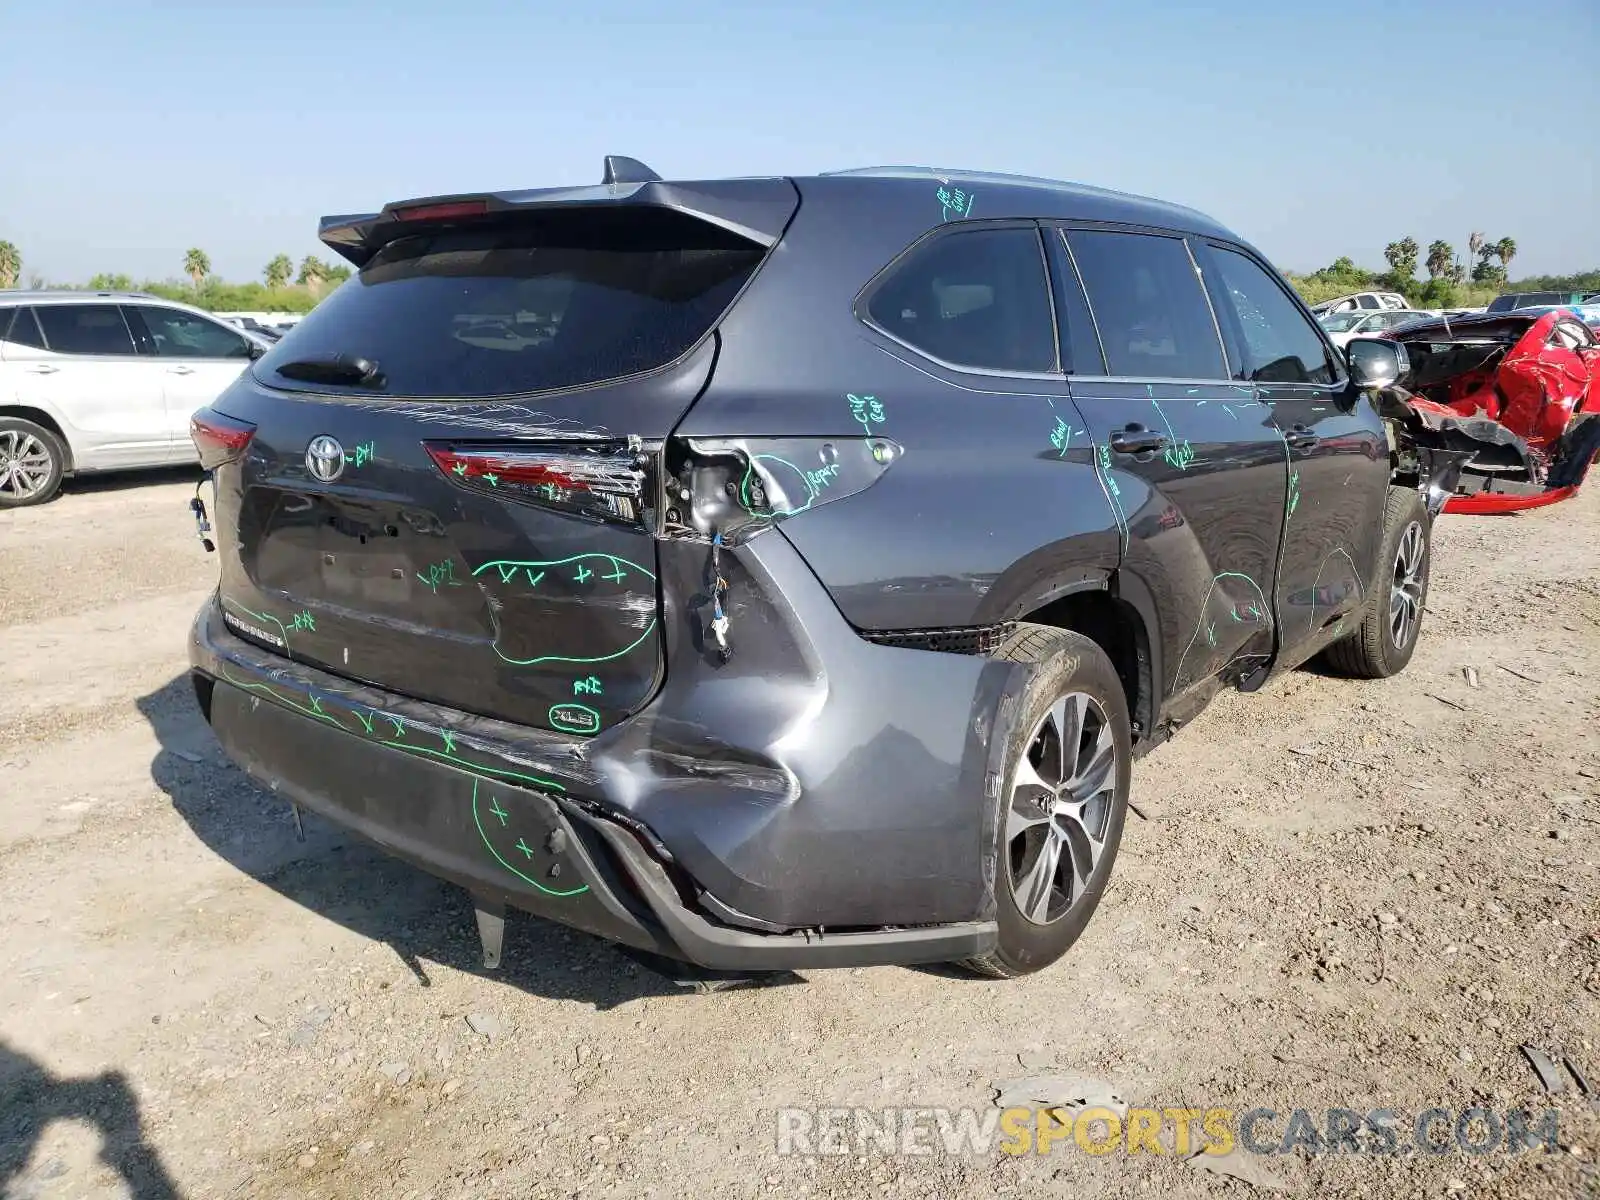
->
[710,532,732,663]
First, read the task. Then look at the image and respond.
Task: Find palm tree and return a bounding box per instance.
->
[1495,237,1517,281]
[0,241,21,289]
[1384,236,1419,281]
[297,255,327,297]
[264,254,293,289]
[1467,231,1485,265]
[1425,240,1453,280]
[183,248,211,291]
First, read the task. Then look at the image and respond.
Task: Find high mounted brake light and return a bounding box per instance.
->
[190,408,257,469]
[394,200,489,222]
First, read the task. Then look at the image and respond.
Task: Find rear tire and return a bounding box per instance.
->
[0,417,66,508]
[1321,486,1430,679]
[956,623,1132,979]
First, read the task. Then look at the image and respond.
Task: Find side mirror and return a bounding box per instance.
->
[1346,336,1409,389]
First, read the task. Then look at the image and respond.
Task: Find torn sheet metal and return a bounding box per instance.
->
[1383,309,1600,514]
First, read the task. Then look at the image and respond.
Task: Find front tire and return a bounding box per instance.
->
[0,417,66,507]
[957,623,1132,979]
[1322,486,1430,679]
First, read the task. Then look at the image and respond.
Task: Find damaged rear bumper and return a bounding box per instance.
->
[189,531,1025,970]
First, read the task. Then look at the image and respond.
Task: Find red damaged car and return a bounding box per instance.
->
[1376,308,1600,513]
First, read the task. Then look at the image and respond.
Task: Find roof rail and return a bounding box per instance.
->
[602,155,662,185]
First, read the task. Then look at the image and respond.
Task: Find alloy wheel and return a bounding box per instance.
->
[1005,691,1118,926]
[0,430,53,501]
[1389,521,1425,649]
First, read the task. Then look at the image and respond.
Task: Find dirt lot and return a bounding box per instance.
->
[1,469,1596,1200]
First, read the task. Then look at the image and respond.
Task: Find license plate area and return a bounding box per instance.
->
[244,488,472,619]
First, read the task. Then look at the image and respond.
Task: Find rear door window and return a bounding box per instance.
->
[1065,230,1226,379]
[256,208,766,397]
[130,306,254,358]
[1204,247,1336,384]
[864,226,1056,373]
[1,307,46,350]
[33,304,138,356]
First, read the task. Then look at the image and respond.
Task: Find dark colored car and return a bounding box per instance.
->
[187,157,1446,979]
[1484,291,1592,314]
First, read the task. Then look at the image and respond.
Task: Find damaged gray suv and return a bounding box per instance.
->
[188,158,1443,978]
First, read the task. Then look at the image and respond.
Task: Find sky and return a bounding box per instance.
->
[1,0,1596,286]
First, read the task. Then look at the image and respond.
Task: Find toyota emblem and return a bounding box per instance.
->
[306,435,346,482]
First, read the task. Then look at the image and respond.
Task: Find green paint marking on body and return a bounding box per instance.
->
[483,472,499,487]
[440,729,457,754]
[1049,417,1079,457]
[227,603,295,654]
[218,666,568,793]
[489,798,509,825]
[470,781,588,897]
[846,393,886,436]
[548,703,601,735]
[515,838,535,859]
[417,558,462,593]
[573,565,593,583]
[472,554,659,666]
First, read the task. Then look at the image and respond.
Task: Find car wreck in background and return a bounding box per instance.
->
[1359,308,1600,514]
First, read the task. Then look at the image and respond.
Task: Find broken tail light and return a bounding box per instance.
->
[190,407,257,469]
[426,443,648,527]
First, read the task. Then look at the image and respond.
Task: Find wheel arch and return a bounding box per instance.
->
[0,405,74,471]
[981,567,1161,749]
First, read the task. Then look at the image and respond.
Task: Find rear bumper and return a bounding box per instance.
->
[189,530,1026,969]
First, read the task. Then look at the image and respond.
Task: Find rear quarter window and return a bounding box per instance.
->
[863,226,1056,373]
[257,208,766,398]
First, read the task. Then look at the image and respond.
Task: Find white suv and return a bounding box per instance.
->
[0,291,268,506]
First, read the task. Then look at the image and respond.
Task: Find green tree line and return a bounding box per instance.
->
[1285,232,1595,311]
[0,243,351,314]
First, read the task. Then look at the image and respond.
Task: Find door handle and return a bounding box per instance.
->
[1109,424,1168,455]
[166,365,196,375]
[23,364,58,375]
[1284,425,1320,451]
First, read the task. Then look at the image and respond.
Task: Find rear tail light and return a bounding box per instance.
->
[190,407,257,469]
[426,443,647,527]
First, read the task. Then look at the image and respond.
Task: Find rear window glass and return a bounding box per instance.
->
[257,209,766,397]
[34,304,137,356]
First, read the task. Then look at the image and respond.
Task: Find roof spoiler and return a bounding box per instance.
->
[319,157,794,268]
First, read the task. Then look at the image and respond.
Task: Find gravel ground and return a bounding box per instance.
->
[1,467,1596,1200]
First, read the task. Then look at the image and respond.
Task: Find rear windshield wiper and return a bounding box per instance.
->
[272,354,387,389]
